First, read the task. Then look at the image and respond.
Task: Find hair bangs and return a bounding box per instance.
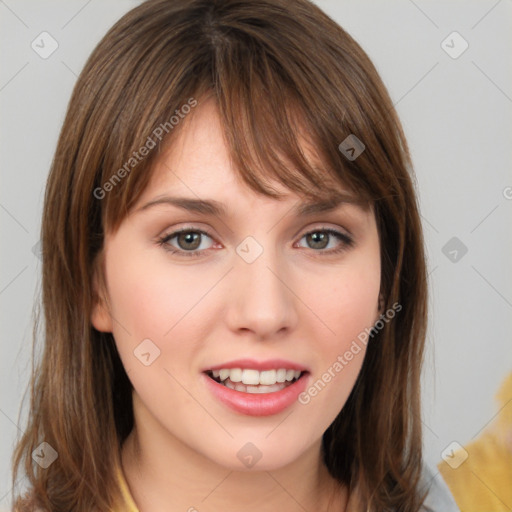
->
[97,5,378,240]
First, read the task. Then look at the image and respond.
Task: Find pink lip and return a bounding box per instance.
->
[202,371,310,416]
[203,358,310,372]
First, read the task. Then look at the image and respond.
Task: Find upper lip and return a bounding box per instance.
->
[202,358,310,373]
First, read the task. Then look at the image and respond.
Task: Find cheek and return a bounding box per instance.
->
[105,245,215,341]
[307,258,381,347]
[295,254,380,414]
[103,248,207,402]
[104,243,226,390]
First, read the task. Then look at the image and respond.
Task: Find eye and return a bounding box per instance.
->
[296,228,354,254]
[157,226,354,258]
[157,228,216,257]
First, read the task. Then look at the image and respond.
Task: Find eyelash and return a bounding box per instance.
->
[156,226,354,259]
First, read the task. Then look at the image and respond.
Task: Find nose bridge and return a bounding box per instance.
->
[227,236,298,337]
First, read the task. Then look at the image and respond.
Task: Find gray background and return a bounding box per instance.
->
[1,0,511,509]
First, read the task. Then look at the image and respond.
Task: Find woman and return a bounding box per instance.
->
[11,0,459,510]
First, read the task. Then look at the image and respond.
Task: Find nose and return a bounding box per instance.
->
[225,244,299,340]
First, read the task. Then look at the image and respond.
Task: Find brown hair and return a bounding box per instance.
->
[12,0,428,510]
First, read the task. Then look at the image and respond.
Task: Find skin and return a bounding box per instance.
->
[91,98,382,512]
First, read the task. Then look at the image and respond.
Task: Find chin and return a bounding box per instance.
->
[197,432,317,472]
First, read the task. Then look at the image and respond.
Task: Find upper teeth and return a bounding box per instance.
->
[212,368,301,385]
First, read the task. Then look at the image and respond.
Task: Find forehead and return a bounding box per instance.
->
[133,97,363,214]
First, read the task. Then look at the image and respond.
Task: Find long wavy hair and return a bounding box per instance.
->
[11,0,428,510]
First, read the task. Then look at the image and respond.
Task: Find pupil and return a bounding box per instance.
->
[308,232,328,249]
[178,232,201,250]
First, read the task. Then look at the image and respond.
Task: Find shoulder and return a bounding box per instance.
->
[418,462,460,512]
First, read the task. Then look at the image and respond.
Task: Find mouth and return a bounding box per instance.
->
[202,361,311,416]
[204,368,307,394]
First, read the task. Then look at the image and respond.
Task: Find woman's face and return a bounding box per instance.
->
[92,98,382,471]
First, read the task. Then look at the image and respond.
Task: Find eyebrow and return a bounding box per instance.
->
[136,193,365,217]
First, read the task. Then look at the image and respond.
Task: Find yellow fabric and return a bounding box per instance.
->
[116,467,140,512]
[438,372,512,512]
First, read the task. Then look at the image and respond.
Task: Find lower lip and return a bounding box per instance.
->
[202,372,309,417]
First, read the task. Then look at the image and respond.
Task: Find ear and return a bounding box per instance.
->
[374,292,384,323]
[90,258,113,333]
[378,293,384,313]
